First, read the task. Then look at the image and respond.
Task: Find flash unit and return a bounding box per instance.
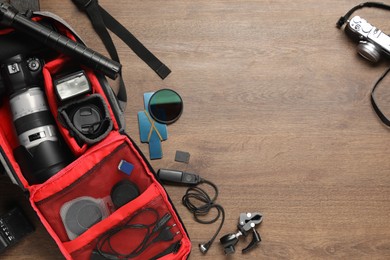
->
[54,70,91,101]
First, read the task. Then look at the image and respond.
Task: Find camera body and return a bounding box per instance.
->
[345,16,390,63]
[0,54,72,184]
[0,207,34,253]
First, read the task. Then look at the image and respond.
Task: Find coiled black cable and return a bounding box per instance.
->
[94,208,175,259]
[181,179,225,253]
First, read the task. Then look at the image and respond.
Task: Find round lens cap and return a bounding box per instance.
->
[111,180,140,208]
[72,105,102,135]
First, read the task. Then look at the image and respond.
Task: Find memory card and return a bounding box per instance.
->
[118,160,134,176]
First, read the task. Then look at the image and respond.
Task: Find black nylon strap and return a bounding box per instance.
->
[72,0,127,110]
[80,0,119,62]
[72,0,171,79]
[371,67,390,127]
[98,7,171,79]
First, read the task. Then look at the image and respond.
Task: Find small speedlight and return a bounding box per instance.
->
[54,70,91,102]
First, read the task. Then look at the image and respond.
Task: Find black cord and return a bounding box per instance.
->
[371,66,390,126]
[95,207,172,259]
[181,179,225,253]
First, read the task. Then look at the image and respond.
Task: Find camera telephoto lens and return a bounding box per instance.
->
[10,87,57,150]
[1,54,72,184]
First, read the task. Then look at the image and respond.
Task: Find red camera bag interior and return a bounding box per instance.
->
[0,13,191,260]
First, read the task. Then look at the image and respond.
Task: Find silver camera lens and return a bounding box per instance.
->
[9,87,58,150]
[357,41,381,63]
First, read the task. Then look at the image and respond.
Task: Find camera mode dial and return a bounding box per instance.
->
[27,58,41,72]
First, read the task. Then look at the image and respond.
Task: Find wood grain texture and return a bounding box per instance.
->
[1,0,390,259]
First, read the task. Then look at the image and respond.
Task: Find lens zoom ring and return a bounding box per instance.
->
[14,111,54,135]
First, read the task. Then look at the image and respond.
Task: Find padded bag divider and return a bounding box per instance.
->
[33,136,153,241]
[42,57,119,156]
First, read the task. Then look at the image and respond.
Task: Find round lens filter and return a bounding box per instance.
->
[148,89,183,124]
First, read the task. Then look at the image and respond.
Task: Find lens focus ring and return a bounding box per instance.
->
[357,41,381,63]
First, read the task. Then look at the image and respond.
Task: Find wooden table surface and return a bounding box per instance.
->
[1,0,390,259]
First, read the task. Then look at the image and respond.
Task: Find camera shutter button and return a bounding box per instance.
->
[351,16,362,23]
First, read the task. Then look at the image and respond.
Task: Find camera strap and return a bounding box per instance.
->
[337,2,390,127]
[336,2,390,28]
[371,67,390,127]
[71,0,172,80]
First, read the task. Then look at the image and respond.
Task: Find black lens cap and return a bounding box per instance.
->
[71,104,103,136]
[111,180,140,208]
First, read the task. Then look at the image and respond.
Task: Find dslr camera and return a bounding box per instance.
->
[0,54,72,184]
[345,16,390,63]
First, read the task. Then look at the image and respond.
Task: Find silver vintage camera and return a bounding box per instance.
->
[345,16,390,63]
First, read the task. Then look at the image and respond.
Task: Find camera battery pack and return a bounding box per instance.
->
[0,207,34,253]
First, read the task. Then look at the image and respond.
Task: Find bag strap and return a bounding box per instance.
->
[71,0,124,111]
[371,67,390,126]
[71,0,171,80]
